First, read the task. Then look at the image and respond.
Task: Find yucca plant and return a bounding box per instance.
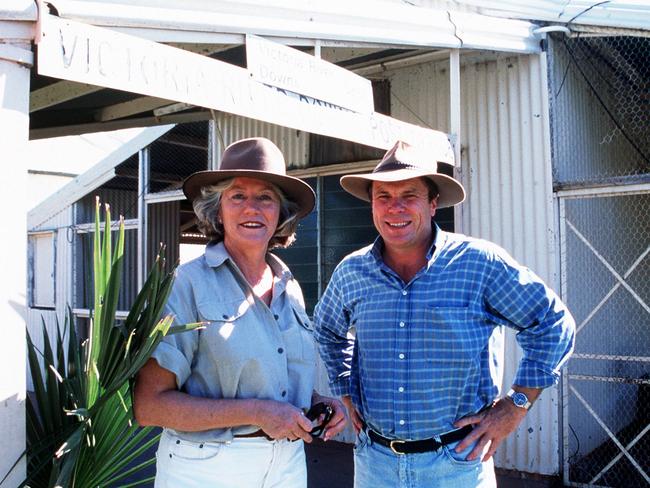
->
[21,198,201,487]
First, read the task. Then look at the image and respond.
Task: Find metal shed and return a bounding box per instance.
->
[4,1,648,486]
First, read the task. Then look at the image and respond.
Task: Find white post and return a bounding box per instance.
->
[0,16,34,486]
[449,49,463,233]
[137,147,150,288]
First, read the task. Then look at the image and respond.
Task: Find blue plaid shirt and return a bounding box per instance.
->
[314,226,574,440]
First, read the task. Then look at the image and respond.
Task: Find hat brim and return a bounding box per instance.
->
[183,169,316,218]
[340,169,465,208]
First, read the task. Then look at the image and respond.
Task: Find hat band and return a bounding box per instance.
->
[374,161,428,173]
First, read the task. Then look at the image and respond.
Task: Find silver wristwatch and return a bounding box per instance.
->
[506,389,532,410]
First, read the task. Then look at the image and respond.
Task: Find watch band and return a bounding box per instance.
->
[506,388,532,410]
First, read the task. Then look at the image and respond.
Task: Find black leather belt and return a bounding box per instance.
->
[367,425,472,455]
[234,429,274,441]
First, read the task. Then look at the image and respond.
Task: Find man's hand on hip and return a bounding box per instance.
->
[452,397,528,462]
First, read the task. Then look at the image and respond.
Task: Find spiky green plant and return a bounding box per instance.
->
[21,199,202,487]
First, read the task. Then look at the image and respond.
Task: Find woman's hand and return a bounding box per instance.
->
[310,392,348,441]
[254,400,315,442]
[341,395,363,434]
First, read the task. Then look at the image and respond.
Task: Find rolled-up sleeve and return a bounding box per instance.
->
[314,269,353,397]
[151,267,200,389]
[484,248,576,388]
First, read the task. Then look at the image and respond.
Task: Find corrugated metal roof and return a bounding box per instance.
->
[425,0,650,32]
[48,0,542,53]
[0,0,37,20]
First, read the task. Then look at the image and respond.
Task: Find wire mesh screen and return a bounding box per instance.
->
[561,192,650,487]
[549,35,650,187]
[550,33,650,487]
[148,122,209,194]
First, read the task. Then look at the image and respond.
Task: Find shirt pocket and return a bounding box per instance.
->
[425,306,488,363]
[195,298,257,365]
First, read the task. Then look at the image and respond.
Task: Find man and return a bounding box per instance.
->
[314,141,575,487]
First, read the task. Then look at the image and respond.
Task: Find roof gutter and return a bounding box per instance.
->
[46,0,542,53]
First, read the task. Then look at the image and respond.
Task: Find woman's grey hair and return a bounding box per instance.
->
[193,178,300,249]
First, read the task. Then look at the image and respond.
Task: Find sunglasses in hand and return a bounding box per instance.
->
[305,402,334,437]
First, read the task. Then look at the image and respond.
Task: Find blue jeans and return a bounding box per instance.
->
[354,430,497,488]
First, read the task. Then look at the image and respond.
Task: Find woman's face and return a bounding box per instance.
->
[219,177,281,252]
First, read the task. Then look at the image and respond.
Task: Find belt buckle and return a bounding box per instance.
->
[389,439,406,455]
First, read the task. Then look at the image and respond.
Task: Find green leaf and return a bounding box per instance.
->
[23,199,189,488]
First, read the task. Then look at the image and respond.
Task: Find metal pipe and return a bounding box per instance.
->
[533,26,571,36]
[137,146,150,289]
[449,48,463,233]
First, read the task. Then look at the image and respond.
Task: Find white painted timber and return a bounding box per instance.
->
[28,125,174,229]
[246,34,374,114]
[37,14,454,161]
[0,34,31,488]
[94,96,173,121]
[30,81,104,112]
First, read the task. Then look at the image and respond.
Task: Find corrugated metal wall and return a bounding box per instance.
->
[214,113,309,169]
[148,201,180,270]
[27,206,73,390]
[388,53,559,475]
[74,187,139,311]
[76,188,139,223]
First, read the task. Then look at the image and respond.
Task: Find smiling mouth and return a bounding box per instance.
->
[386,221,410,228]
[241,222,264,228]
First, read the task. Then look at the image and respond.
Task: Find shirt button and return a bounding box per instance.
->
[274,314,279,320]
[399,420,405,425]
[398,387,404,392]
[277,347,284,354]
[281,390,287,397]
[399,321,405,327]
[402,290,407,296]
[399,353,405,359]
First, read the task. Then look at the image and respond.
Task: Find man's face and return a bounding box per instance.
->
[371,178,438,253]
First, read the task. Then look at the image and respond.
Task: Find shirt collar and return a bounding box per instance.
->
[204,241,294,282]
[427,224,448,263]
[204,241,230,268]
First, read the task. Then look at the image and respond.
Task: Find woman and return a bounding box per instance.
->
[134,137,346,488]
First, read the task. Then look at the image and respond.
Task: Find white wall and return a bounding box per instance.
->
[27,173,75,211]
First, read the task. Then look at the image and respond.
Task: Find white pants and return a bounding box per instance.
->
[154,430,307,488]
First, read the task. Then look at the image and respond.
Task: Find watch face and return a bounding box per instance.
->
[512,392,528,407]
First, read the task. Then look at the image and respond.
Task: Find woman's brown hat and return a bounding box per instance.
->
[183,137,315,217]
[339,140,465,208]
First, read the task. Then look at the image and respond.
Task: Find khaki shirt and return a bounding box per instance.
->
[152,241,317,442]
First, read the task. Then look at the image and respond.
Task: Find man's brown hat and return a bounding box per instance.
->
[339,140,465,208]
[183,137,315,217]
